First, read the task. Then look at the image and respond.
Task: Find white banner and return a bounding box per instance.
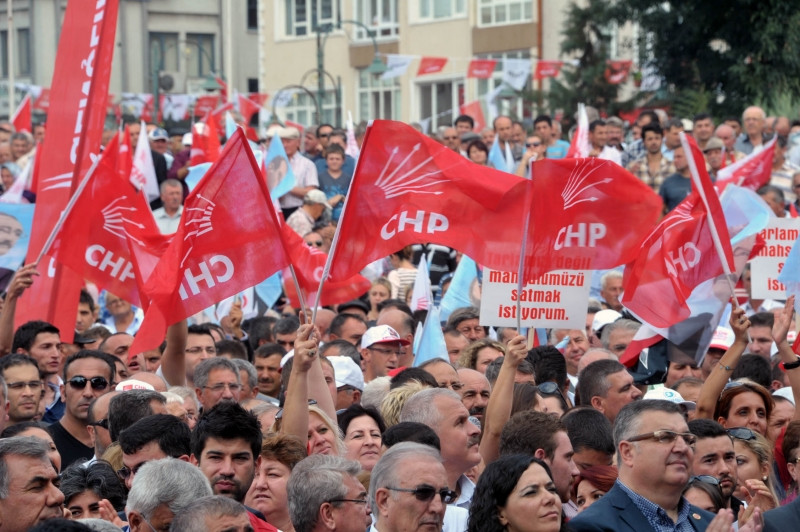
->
[479,269,591,328]
[502,58,531,91]
[381,54,414,80]
[750,217,800,299]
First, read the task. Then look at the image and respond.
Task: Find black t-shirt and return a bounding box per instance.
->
[659,172,692,213]
[48,420,93,469]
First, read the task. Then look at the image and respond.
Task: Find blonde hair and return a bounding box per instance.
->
[734,431,779,503]
[308,405,347,456]
[457,339,506,370]
[380,381,428,427]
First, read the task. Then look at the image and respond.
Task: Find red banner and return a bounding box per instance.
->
[417,57,448,76]
[458,100,486,133]
[194,95,220,117]
[604,60,633,85]
[33,89,50,111]
[11,94,32,133]
[534,60,563,80]
[17,0,120,334]
[467,59,497,79]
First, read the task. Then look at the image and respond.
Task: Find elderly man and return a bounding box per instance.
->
[568,400,759,531]
[171,496,255,532]
[194,357,242,411]
[601,319,640,357]
[369,442,453,532]
[715,123,745,165]
[151,178,184,234]
[457,368,491,424]
[286,189,329,237]
[576,360,642,424]
[125,458,212,532]
[736,106,767,155]
[399,388,481,509]
[287,454,372,532]
[0,437,64,531]
[446,307,485,342]
[278,126,319,219]
[360,325,410,382]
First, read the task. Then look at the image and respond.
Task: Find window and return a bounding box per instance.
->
[186,33,215,77]
[149,33,179,72]
[418,79,464,129]
[475,50,531,119]
[280,89,338,126]
[248,78,259,93]
[478,0,533,27]
[418,0,466,21]
[358,69,400,122]
[247,0,258,30]
[354,0,398,39]
[285,0,339,37]
[0,28,31,77]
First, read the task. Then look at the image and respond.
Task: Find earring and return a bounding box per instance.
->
[763,476,768,482]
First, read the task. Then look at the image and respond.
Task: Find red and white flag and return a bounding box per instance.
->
[524,158,662,281]
[236,92,262,125]
[467,59,497,79]
[130,129,290,354]
[190,118,221,166]
[130,120,160,202]
[409,259,432,311]
[11,93,32,133]
[604,60,633,85]
[565,103,590,158]
[417,57,448,76]
[17,0,119,333]
[714,136,776,193]
[329,120,529,281]
[458,100,486,132]
[534,60,563,80]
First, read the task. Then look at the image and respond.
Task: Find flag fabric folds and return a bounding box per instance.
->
[413,306,449,366]
[566,103,590,158]
[714,136,777,193]
[130,129,289,354]
[11,93,32,133]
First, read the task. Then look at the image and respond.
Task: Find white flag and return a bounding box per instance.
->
[130,120,160,202]
[410,259,432,311]
[381,55,414,80]
[502,58,531,91]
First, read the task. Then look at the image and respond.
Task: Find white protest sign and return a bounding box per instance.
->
[480,269,590,328]
[750,217,800,299]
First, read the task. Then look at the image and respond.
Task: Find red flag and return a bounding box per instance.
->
[11,93,32,133]
[534,60,563,80]
[130,129,290,353]
[467,59,497,79]
[48,134,160,308]
[714,136,776,193]
[32,88,50,112]
[329,120,529,281]
[524,158,662,281]
[190,118,221,166]
[248,93,269,106]
[237,94,262,125]
[604,60,633,84]
[210,102,235,131]
[565,103,590,158]
[28,143,42,195]
[194,95,220,117]
[17,0,119,334]
[279,221,371,308]
[458,101,486,132]
[417,57,448,76]
[215,76,228,102]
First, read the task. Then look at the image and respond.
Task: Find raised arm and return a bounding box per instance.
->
[772,296,800,419]
[279,323,319,445]
[158,320,188,386]
[0,264,37,356]
[479,334,527,464]
[695,307,750,420]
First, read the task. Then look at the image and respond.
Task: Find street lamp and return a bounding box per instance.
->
[271,84,321,126]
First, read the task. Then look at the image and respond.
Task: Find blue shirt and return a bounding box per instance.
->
[617,480,695,532]
[546,139,570,159]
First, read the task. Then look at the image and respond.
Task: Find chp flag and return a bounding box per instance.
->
[130,129,290,354]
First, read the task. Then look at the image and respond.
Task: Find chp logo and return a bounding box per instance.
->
[554,160,611,250]
[84,196,141,283]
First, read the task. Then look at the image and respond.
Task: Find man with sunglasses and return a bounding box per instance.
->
[369,442,453,532]
[687,419,743,516]
[569,400,762,531]
[360,325,410,383]
[47,350,116,469]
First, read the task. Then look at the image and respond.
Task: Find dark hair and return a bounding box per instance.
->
[688,418,728,440]
[533,115,553,127]
[376,299,413,315]
[325,143,345,158]
[485,356,534,386]
[215,339,247,360]
[749,312,775,329]
[108,390,166,442]
[59,460,126,512]
[274,315,300,336]
[509,383,539,417]
[682,476,725,512]
[253,342,286,361]
[27,519,92,532]
[714,379,774,426]
[638,110,660,125]
[320,339,360,364]
[641,122,664,138]
[382,422,441,450]
[389,367,438,390]
[693,112,713,123]
[79,289,96,313]
[782,420,800,462]
[466,139,488,156]
[500,410,565,459]
[562,407,614,455]
[528,346,567,389]
[589,119,606,133]
[187,323,215,340]
[576,360,627,406]
[731,355,771,389]
[724,116,742,126]
[338,404,386,437]
[12,320,60,353]
[316,123,335,137]
[454,114,474,129]
[192,402,262,460]
[245,316,276,350]
[63,350,116,382]
[259,433,307,469]
[119,414,191,458]
[329,313,367,338]
[0,353,40,377]
[0,420,49,438]
[468,455,563,532]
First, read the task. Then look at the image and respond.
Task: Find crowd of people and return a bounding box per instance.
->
[0,101,799,532]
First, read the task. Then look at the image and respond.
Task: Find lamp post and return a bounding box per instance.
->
[271,84,321,126]
[314,17,387,125]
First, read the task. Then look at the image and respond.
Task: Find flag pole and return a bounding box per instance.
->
[515,158,535,332]
[33,155,102,265]
[310,121,373,323]
[287,264,309,321]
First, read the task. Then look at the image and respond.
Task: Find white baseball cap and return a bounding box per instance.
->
[360,325,410,350]
[115,379,156,392]
[328,356,364,391]
[592,309,622,333]
[643,387,696,411]
[709,327,735,351]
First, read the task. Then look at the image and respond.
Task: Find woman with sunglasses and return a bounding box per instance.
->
[469,455,566,532]
[515,135,548,178]
[728,427,779,511]
[682,476,726,513]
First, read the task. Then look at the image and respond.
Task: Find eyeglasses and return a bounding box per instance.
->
[185,346,217,355]
[318,133,331,138]
[536,381,569,405]
[727,427,757,441]
[526,142,542,147]
[6,380,43,391]
[117,461,148,480]
[368,346,403,357]
[689,475,720,486]
[627,430,697,447]
[306,240,324,247]
[328,498,368,505]
[275,399,317,420]
[89,418,109,430]
[385,485,458,504]
[67,376,109,391]
[203,382,242,393]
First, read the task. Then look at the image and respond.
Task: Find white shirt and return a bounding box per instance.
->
[279,152,318,209]
[152,205,183,234]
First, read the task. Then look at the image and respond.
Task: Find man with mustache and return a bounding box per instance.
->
[456,368,491,425]
[688,419,743,515]
[399,388,481,509]
[0,354,42,426]
[253,344,284,399]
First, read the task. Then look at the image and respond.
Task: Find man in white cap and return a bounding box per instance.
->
[643,387,696,420]
[360,325,410,382]
[278,126,319,219]
[701,327,735,379]
[285,189,329,236]
[328,355,364,410]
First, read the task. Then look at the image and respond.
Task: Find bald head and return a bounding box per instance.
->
[127,371,168,392]
[577,348,618,375]
[315,309,336,337]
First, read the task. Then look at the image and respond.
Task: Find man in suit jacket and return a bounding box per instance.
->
[568,400,760,531]
[763,495,800,530]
